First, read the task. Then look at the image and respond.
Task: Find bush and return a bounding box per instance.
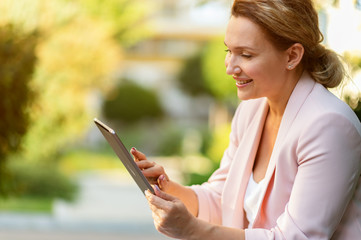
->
[8,162,78,201]
[103,81,164,124]
[156,127,184,156]
[178,51,213,97]
[186,123,232,185]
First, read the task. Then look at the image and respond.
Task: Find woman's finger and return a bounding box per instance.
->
[136,160,156,169]
[142,165,165,177]
[145,188,173,211]
[130,147,147,161]
[154,185,176,202]
[158,174,169,190]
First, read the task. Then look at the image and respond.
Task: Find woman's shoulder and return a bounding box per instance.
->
[305,83,360,133]
[295,82,361,139]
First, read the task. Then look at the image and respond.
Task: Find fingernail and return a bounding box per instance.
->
[159,175,165,181]
[154,185,160,192]
[145,190,151,196]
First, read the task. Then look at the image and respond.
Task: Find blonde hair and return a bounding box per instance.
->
[231,0,345,88]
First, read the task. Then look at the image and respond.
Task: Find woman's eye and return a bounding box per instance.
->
[241,54,252,58]
[224,49,231,53]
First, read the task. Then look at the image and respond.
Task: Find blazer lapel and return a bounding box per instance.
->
[253,72,316,227]
[222,98,269,228]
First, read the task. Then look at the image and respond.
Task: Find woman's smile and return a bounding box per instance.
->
[224,16,293,101]
[233,76,253,88]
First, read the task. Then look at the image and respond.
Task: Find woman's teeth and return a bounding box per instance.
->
[237,79,252,85]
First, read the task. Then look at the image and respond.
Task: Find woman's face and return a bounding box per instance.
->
[224,16,289,101]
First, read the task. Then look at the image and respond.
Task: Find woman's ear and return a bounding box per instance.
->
[286,43,304,70]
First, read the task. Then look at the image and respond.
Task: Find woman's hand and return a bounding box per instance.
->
[131,147,199,217]
[131,147,170,191]
[145,186,246,240]
[145,186,198,239]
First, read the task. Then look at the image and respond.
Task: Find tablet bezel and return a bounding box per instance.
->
[94,118,155,195]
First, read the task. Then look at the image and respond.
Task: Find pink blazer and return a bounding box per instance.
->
[191,72,361,239]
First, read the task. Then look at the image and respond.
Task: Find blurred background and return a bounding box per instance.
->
[0,0,360,239]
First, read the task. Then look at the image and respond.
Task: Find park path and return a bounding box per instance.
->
[0,158,183,240]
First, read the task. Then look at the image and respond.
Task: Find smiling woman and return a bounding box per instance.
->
[131,1,361,239]
[224,16,304,104]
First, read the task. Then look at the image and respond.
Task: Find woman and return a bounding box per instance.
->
[131,0,361,239]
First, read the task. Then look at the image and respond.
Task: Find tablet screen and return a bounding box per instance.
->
[94,118,155,195]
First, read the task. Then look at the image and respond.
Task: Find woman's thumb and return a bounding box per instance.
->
[154,185,176,201]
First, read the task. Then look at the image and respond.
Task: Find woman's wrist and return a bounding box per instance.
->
[163,179,176,193]
[185,217,245,240]
[184,215,206,240]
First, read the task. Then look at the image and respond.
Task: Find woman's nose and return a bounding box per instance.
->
[225,58,241,75]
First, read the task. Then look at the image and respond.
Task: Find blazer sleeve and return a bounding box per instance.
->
[190,104,243,225]
[245,113,361,239]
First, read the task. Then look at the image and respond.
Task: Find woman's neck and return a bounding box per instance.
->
[267,69,303,120]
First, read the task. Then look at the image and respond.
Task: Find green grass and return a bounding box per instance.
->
[0,147,124,214]
[58,146,126,175]
[0,197,53,213]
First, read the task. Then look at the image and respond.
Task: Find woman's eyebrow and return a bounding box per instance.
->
[224,42,257,51]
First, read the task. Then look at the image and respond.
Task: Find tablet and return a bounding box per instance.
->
[94,118,155,195]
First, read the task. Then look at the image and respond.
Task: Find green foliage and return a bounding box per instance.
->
[178,51,213,97]
[185,123,231,186]
[353,100,361,121]
[344,95,361,121]
[156,127,184,156]
[0,0,151,199]
[0,197,53,213]
[0,24,37,195]
[0,25,37,157]
[177,38,239,107]
[103,81,164,124]
[187,171,215,186]
[202,38,237,102]
[8,161,78,201]
[205,123,232,165]
[344,51,361,72]
[73,0,153,46]
[58,146,124,175]
[0,0,129,164]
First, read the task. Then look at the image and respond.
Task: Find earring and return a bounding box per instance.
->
[288,65,293,69]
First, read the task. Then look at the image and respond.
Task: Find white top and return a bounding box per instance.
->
[244,172,265,228]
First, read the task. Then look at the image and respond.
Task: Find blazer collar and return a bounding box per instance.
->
[223,98,269,228]
[263,72,316,183]
[253,71,316,226]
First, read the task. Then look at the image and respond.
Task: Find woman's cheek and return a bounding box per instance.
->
[241,62,259,79]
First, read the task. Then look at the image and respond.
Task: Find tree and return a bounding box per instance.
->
[0,24,37,194]
[0,0,153,162]
[0,0,153,197]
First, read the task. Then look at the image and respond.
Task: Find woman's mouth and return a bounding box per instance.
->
[235,79,253,87]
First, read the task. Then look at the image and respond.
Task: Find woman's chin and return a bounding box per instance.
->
[237,91,253,101]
